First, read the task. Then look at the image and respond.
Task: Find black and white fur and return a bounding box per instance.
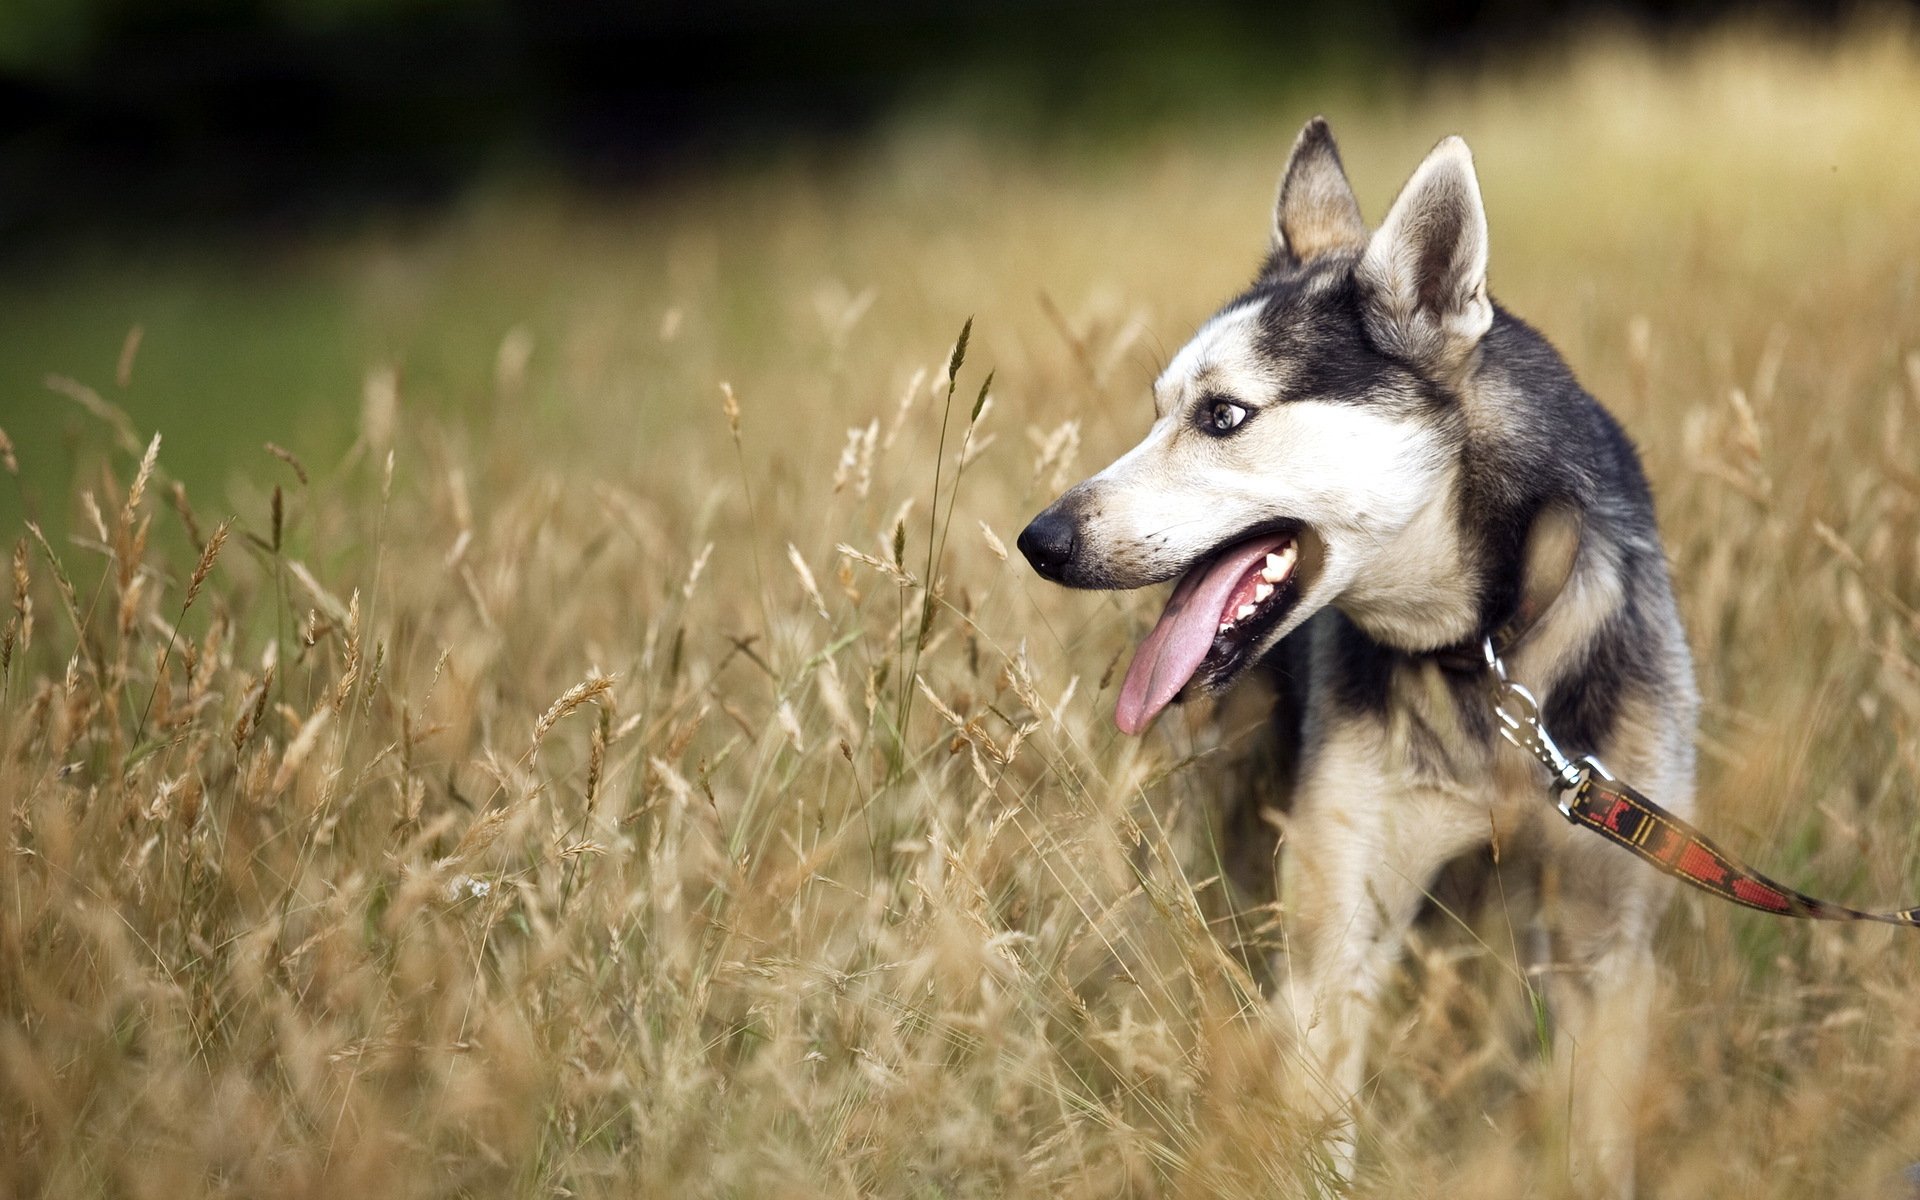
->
[1018,118,1696,1196]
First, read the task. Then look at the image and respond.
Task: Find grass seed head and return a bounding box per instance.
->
[11,537,29,653]
[168,480,204,549]
[786,543,831,621]
[265,442,309,485]
[183,519,231,614]
[122,432,160,537]
[532,673,616,751]
[947,316,972,385]
[115,324,143,388]
[719,380,741,440]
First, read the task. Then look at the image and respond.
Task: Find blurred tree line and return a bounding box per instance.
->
[0,0,1860,244]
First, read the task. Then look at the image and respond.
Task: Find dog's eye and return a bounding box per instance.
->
[1205,399,1249,434]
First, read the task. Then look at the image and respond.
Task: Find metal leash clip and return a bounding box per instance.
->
[1483,637,1588,807]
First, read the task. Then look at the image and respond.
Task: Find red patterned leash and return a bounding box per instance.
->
[1485,639,1920,927]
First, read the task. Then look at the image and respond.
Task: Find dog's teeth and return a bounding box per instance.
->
[1236,603,1257,620]
[1254,581,1274,603]
[1218,619,1234,633]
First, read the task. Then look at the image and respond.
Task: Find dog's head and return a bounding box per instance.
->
[1019,119,1494,733]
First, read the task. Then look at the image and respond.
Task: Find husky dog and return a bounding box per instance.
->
[1017,119,1696,1196]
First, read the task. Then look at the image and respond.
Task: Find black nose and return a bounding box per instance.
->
[1017,509,1077,581]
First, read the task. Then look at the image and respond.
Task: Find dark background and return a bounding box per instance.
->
[0,0,1871,249]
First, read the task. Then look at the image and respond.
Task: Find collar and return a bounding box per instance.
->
[1429,506,1581,674]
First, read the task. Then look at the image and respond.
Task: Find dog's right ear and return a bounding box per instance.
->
[1355,135,1492,382]
[1271,117,1366,266]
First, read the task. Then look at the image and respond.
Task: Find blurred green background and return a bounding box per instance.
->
[0,0,1884,539]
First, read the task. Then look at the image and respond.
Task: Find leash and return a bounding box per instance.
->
[1484,638,1920,927]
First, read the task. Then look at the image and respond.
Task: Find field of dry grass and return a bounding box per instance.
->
[5,20,1920,1199]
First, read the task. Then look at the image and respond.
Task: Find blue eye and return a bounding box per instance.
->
[1207,399,1249,433]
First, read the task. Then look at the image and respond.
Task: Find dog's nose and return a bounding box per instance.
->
[1017,509,1077,581]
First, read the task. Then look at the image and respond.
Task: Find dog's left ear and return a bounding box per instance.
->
[1356,136,1492,381]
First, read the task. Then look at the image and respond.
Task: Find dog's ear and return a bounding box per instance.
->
[1356,135,1492,381]
[1272,116,1366,265]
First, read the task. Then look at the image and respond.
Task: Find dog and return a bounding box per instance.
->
[1017,118,1697,1196]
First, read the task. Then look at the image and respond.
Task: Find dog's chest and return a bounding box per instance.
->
[1306,654,1543,823]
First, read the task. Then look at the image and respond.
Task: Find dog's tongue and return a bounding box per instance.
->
[1115,534,1294,734]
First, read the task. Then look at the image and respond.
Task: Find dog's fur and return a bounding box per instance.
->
[1018,119,1696,1196]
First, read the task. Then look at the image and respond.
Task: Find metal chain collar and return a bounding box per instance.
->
[1483,637,1594,809]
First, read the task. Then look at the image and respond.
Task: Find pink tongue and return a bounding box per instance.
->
[1114,534,1294,734]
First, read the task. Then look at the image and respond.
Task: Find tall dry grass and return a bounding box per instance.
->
[5,20,1920,1199]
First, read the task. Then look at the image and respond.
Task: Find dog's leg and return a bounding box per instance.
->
[1271,744,1484,1179]
[1539,847,1668,1200]
[1538,689,1693,1200]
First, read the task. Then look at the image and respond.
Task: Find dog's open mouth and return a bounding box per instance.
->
[1114,529,1305,734]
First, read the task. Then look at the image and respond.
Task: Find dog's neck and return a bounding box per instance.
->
[1336,484,1584,662]
[1332,482,1484,653]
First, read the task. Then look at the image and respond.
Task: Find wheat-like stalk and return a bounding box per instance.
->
[532,673,616,751]
[183,519,230,613]
[265,442,309,485]
[121,432,160,536]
